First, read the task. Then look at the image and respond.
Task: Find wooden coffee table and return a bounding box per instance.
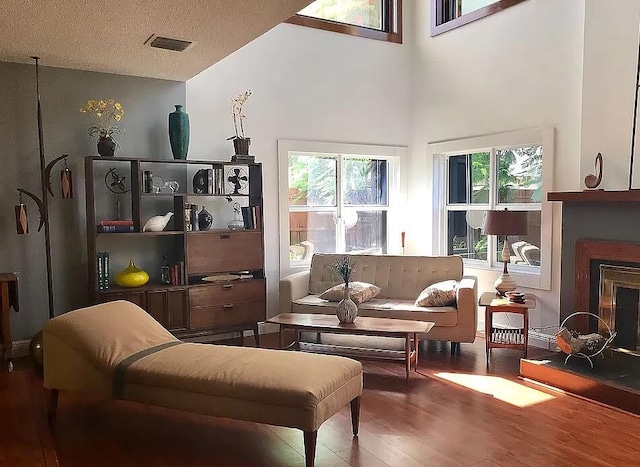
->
[267,313,434,381]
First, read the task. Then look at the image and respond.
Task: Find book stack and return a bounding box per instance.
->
[240,206,262,230]
[231,155,255,163]
[168,261,186,286]
[96,252,110,290]
[97,220,134,233]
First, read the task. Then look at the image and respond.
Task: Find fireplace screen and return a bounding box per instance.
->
[599,265,640,354]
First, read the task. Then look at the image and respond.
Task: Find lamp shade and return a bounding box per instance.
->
[482,209,528,236]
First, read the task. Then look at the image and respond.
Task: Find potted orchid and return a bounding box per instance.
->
[227,89,252,155]
[80,99,124,157]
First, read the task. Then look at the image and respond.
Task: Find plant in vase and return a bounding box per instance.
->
[80,99,124,157]
[331,255,358,324]
[227,89,252,155]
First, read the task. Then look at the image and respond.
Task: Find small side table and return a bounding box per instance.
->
[0,273,19,372]
[479,291,536,364]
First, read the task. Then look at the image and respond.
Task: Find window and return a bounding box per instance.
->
[278,140,406,274]
[431,0,528,37]
[287,0,402,44]
[431,128,553,290]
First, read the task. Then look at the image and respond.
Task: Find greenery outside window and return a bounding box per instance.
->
[278,140,406,276]
[287,0,402,44]
[431,0,528,37]
[430,128,554,290]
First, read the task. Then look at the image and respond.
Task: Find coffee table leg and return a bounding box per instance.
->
[414,333,419,370]
[405,334,410,382]
[279,325,284,350]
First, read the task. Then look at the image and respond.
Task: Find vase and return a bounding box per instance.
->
[115,259,149,288]
[233,137,251,155]
[198,205,213,230]
[97,136,116,157]
[169,104,190,160]
[336,283,358,324]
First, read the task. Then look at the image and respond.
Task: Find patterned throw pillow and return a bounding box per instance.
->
[319,281,381,304]
[414,280,459,307]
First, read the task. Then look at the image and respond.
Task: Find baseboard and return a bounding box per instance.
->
[12,340,30,358]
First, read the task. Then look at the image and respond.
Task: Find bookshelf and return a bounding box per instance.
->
[85,156,265,343]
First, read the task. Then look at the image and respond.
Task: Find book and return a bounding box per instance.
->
[97,252,104,291]
[99,220,134,226]
[207,168,213,194]
[254,206,261,230]
[241,206,253,229]
[97,225,135,233]
[214,168,224,194]
[103,252,110,289]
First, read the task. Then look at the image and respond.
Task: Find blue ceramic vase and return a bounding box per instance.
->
[169,104,189,160]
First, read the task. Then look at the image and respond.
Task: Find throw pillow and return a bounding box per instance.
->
[414,280,458,307]
[319,281,381,304]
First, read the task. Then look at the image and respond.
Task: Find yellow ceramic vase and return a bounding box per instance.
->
[115,259,149,288]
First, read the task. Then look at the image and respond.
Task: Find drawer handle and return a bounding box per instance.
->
[222,284,234,290]
[222,304,234,309]
[220,234,230,239]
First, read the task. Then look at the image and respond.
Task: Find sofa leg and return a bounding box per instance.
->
[47,389,59,429]
[451,342,460,355]
[303,430,317,467]
[350,396,361,436]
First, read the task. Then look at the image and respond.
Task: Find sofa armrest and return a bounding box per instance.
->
[279,270,311,315]
[456,276,478,343]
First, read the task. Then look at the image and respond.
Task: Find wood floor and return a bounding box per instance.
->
[3,335,640,467]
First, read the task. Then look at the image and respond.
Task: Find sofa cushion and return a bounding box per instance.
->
[308,254,463,300]
[292,295,458,327]
[415,280,458,307]
[319,281,381,304]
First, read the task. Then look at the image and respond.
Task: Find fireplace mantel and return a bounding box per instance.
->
[548,189,640,202]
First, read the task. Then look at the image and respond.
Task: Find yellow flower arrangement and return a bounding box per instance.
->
[80,99,124,139]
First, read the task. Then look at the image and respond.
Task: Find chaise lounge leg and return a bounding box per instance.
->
[303,430,317,467]
[47,389,59,429]
[350,396,361,436]
[451,342,460,355]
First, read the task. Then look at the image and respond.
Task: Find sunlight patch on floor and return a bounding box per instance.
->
[434,372,555,407]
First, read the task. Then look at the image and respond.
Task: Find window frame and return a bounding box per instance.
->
[278,140,407,278]
[430,128,554,290]
[431,0,528,37]
[287,0,403,44]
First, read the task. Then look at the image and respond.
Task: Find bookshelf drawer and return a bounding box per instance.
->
[187,231,263,274]
[189,301,265,330]
[189,280,264,307]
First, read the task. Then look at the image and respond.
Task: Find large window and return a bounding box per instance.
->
[431,128,553,290]
[431,0,527,36]
[279,140,405,274]
[287,0,402,44]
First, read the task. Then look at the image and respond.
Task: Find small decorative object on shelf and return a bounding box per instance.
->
[584,152,603,190]
[184,203,192,231]
[104,168,130,220]
[168,104,189,160]
[161,255,171,285]
[115,259,149,288]
[556,311,617,368]
[143,170,153,193]
[198,205,213,230]
[227,89,252,157]
[80,99,124,157]
[227,167,249,195]
[331,256,358,324]
[193,168,210,194]
[228,201,245,230]
[142,212,173,232]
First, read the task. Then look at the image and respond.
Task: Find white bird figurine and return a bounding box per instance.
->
[143,212,173,232]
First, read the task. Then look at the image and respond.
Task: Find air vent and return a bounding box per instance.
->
[146,35,193,52]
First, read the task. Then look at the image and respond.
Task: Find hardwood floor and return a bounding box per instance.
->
[3,335,640,467]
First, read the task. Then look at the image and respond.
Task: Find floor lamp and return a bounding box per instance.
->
[482,209,528,296]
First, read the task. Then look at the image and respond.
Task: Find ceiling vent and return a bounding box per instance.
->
[145,35,193,52]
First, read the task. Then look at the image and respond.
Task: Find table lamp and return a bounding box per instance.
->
[482,209,528,296]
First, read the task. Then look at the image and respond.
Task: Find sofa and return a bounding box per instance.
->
[43,301,363,467]
[279,254,478,354]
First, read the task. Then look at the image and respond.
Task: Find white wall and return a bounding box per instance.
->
[406,0,586,341]
[187,23,410,319]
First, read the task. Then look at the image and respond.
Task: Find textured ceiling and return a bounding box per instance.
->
[0,0,313,81]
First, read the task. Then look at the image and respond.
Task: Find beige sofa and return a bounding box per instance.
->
[279,254,478,354]
[43,301,362,467]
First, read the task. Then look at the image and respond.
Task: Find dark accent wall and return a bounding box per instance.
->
[559,202,640,322]
[0,61,186,340]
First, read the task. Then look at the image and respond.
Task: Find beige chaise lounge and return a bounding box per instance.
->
[43,301,363,467]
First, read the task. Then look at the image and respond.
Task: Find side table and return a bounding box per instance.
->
[479,291,536,364]
[0,273,19,372]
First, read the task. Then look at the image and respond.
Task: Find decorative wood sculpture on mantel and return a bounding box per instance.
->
[13,57,73,367]
[584,152,603,189]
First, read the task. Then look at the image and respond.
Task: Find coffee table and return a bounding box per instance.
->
[267,313,434,381]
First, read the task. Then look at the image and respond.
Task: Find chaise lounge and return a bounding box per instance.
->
[43,301,363,467]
